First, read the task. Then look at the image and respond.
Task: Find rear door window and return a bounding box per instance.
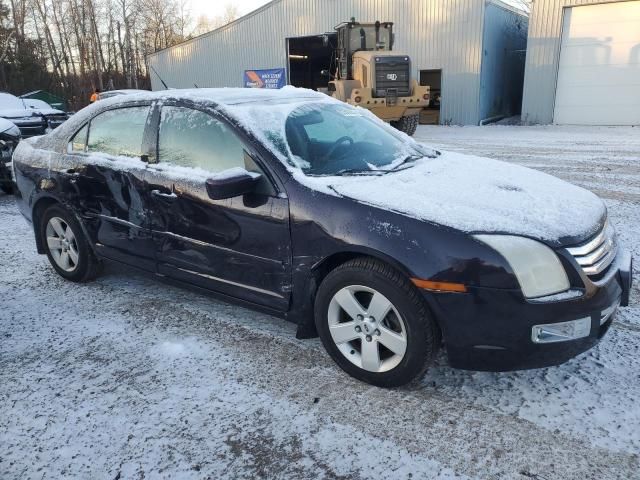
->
[87,106,149,158]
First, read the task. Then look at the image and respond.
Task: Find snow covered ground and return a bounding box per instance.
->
[1,124,639,479]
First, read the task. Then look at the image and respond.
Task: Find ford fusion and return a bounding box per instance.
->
[12,87,632,387]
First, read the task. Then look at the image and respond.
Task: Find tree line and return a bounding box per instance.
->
[0,0,238,111]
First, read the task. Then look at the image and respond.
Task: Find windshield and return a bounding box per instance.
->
[284,102,427,175]
[25,99,52,109]
[0,93,26,110]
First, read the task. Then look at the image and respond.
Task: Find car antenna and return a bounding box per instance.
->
[149,65,170,90]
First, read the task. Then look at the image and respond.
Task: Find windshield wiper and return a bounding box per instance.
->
[387,154,423,172]
[306,169,383,177]
[334,168,384,176]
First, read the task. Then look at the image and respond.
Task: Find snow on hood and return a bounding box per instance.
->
[31,107,64,116]
[301,152,606,243]
[0,108,39,119]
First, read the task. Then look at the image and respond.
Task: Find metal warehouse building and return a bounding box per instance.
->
[147,0,528,125]
[522,0,640,125]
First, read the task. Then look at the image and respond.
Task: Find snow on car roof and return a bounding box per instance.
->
[94,86,327,106]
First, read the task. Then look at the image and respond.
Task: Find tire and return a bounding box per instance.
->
[391,113,419,136]
[40,204,102,282]
[314,257,440,388]
[0,183,13,195]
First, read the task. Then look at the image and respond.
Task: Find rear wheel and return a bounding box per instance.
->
[391,113,419,136]
[0,183,13,194]
[40,204,101,282]
[315,258,440,388]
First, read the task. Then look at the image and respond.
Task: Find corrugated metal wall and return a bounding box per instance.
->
[147,0,489,125]
[479,3,528,120]
[521,0,626,124]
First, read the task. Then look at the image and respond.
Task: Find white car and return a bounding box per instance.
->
[0,93,68,137]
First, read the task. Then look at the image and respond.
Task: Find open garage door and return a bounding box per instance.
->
[554,1,640,125]
[287,34,336,92]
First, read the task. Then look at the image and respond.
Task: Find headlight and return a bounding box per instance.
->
[474,235,570,298]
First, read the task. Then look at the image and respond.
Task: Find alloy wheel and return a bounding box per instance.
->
[46,217,79,272]
[327,285,408,373]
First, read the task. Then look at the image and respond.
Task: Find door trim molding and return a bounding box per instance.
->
[155,229,284,265]
[172,265,285,299]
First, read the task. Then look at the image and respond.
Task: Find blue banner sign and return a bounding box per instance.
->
[244,68,286,89]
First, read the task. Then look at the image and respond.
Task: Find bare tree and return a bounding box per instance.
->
[0,0,195,108]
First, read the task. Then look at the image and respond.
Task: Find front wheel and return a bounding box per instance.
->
[391,113,419,136]
[315,258,440,388]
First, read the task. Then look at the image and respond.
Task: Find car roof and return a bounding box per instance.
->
[103,86,327,107]
[101,89,149,96]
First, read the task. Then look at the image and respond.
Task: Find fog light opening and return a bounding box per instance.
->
[531,318,591,344]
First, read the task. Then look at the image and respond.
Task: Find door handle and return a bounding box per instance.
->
[151,189,178,201]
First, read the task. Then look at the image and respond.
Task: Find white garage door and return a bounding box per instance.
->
[554,1,640,125]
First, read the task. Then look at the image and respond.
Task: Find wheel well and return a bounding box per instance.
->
[32,197,60,254]
[312,251,413,288]
[312,252,362,286]
[295,252,395,339]
[299,251,443,343]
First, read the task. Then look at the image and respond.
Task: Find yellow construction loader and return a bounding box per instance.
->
[324,19,430,136]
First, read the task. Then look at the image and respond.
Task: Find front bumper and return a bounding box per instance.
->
[428,249,632,371]
[12,120,47,137]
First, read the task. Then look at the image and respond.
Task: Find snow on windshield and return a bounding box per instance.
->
[217,87,437,174]
[0,92,26,110]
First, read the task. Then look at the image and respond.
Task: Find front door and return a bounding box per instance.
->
[145,103,291,310]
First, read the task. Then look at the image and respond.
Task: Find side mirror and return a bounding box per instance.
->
[320,69,331,78]
[206,167,261,200]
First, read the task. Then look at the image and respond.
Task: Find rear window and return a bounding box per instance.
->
[87,107,149,158]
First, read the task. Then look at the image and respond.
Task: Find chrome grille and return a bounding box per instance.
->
[567,222,616,276]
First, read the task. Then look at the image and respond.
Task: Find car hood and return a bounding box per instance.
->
[0,108,40,119]
[301,151,606,246]
[31,107,65,116]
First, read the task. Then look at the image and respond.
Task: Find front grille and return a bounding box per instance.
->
[16,124,46,137]
[45,115,68,129]
[566,221,617,277]
[374,56,411,97]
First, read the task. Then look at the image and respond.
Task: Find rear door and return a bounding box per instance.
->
[68,104,156,270]
[145,102,292,310]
